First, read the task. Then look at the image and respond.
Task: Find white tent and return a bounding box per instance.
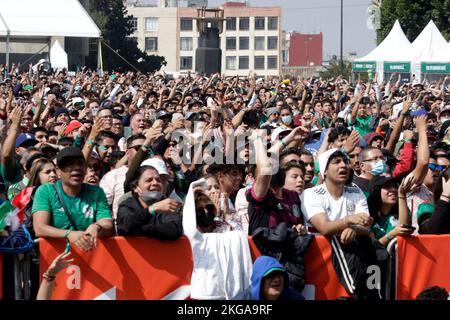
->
[0,0,100,68]
[410,21,450,79]
[354,20,414,81]
[356,20,413,62]
[0,0,100,38]
[50,40,68,70]
[411,20,449,62]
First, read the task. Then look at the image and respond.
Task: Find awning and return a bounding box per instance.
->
[0,0,100,38]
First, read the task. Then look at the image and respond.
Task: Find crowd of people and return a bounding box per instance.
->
[1,62,450,300]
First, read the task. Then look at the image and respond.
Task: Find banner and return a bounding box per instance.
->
[40,237,193,300]
[40,236,349,300]
[421,62,450,74]
[384,62,411,73]
[248,236,349,300]
[352,61,376,72]
[397,235,450,300]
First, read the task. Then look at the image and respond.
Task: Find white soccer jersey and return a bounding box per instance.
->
[301,184,369,223]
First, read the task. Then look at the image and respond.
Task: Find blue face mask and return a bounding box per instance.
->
[370,160,387,175]
[281,115,292,125]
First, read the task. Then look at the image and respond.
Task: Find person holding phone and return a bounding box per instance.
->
[367,175,416,247]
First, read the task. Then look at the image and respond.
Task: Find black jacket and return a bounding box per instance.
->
[116,194,183,240]
[251,222,314,293]
[330,235,388,300]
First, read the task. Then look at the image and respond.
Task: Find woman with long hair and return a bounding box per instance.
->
[367,175,415,246]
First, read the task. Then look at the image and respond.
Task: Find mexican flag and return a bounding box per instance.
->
[0,200,20,232]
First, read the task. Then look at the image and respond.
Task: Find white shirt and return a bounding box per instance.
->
[183,179,253,300]
[301,184,369,223]
[99,166,128,220]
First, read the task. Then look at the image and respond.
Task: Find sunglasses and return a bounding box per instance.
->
[428,163,447,172]
[129,145,143,152]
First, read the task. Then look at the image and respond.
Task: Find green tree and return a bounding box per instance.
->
[319,60,352,80]
[378,0,450,43]
[89,0,166,73]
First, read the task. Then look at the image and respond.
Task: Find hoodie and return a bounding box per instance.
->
[232,256,305,300]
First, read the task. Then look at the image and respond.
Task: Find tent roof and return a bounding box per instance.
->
[355,20,413,62]
[0,0,100,38]
[411,20,450,62]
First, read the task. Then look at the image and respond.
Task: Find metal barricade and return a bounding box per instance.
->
[385,238,398,300]
[12,238,40,300]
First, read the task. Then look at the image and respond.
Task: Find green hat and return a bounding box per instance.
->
[263,267,285,277]
[23,84,33,90]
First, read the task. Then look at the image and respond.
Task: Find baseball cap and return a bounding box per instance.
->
[54,107,70,119]
[318,148,339,178]
[16,133,38,148]
[141,157,169,176]
[265,107,279,118]
[156,110,172,120]
[411,109,427,117]
[64,120,82,136]
[56,146,85,167]
[368,175,398,193]
[263,267,285,277]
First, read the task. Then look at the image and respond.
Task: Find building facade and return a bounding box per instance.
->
[126,1,282,77]
[280,31,323,79]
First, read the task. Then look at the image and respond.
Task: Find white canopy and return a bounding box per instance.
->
[355,20,414,62]
[50,40,68,70]
[411,20,449,63]
[0,0,100,38]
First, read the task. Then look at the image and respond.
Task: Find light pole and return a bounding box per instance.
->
[340,0,344,76]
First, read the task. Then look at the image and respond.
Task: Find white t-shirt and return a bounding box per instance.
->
[301,184,369,223]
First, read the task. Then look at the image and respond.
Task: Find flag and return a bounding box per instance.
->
[0,200,17,231]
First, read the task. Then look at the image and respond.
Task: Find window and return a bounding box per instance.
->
[239,17,249,30]
[226,17,236,30]
[226,56,237,70]
[180,56,193,70]
[239,37,249,50]
[180,37,193,51]
[267,55,278,69]
[226,37,237,50]
[255,17,265,30]
[145,37,158,51]
[130,17,138,32]
[254,56,265,69]
[239,56,249,70]
[145,18,158,32]
[255,37,265,51]
[180,18,193,31]
[268,17,278,30]
[267,36,278,50]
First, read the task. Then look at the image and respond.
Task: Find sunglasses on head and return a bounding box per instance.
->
[428,163,447,172]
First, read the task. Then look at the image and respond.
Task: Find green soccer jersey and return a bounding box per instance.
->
[31,180,112,231]
[371,214,398,239]
[349,115,372,138]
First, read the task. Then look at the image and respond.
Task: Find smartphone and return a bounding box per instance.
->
[402,224,416,231]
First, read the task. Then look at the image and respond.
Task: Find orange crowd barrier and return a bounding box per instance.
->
[40,237,193,300]
[248,236,349,300]
[40,235,349,300]
[397,235,450,300]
